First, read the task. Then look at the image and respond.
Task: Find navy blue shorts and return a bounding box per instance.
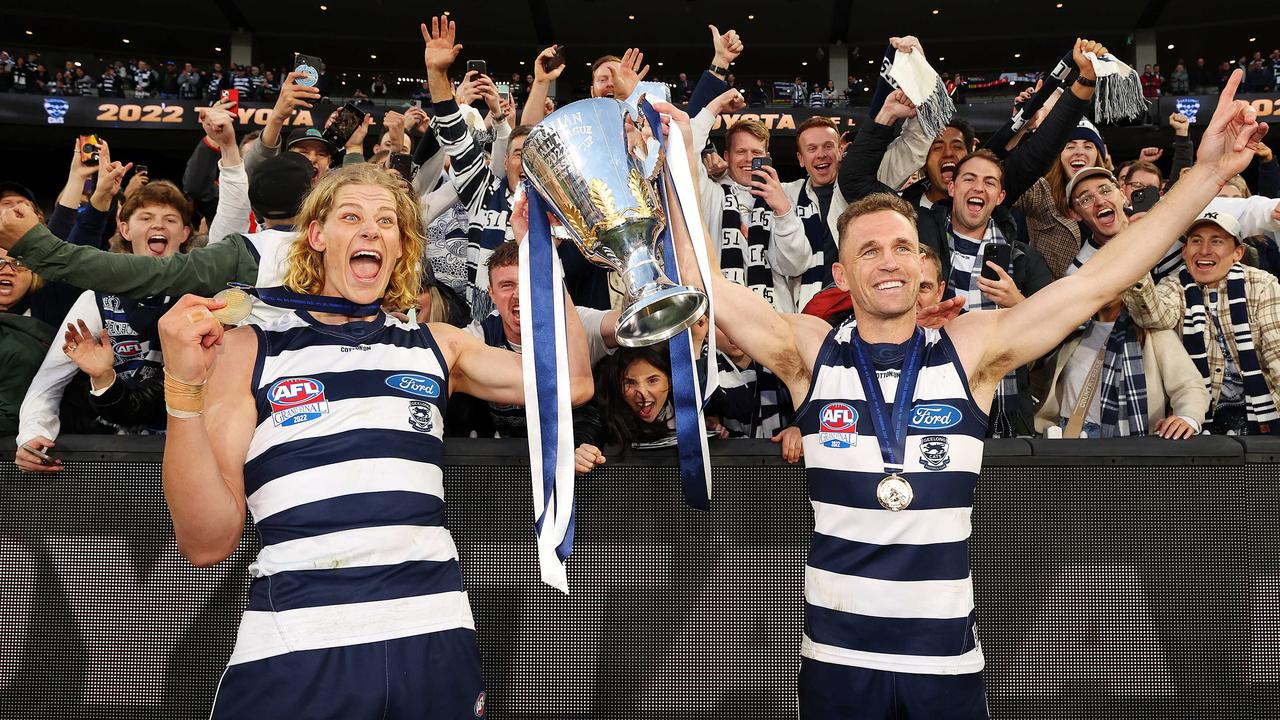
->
[210,628,486,719]
[798,657,989,720]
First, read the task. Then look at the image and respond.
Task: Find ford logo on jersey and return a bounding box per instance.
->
[268,377,329,427]
[909,403,962,430]
[385,373,441,399]
[818,402,858,448]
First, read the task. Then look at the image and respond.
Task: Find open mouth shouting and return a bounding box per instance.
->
[963,195,987,216]
[939,160,957,184]
[1092,205,1120,232]
[1068,157,1089,172]
[349,248,384,284]
[633,397,659,421]
[145,234,170,256]
[0,277,14,295]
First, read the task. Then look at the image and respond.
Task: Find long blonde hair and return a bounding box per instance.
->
[282,164,424,311]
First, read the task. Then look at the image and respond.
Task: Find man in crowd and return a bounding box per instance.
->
[902,118,977,209]
[658,65,1264,719]
[1124,208,1280,435]
[245,71,337,183]
[687,113,808,310]
[462,240,618,437]
[782,116,848,313]
[132,60,157,99]
[1066,166,1280,280]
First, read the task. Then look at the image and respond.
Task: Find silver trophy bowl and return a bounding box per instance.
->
[522,98,707,347]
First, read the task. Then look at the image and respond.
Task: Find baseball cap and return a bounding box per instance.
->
[1186,209,1243,244]
[286,127,340,158]
[249,153,313,220]
[0,181,38,206]
[1064,166,1117,205]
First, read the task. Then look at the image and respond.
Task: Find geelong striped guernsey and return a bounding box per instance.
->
[795,321,988,675]
[226,310,474,666]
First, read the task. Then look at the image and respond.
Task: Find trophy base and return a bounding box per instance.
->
[615,286,708,348]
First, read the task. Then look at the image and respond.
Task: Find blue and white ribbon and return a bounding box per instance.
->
[520,187,576,593]
[639,98,717,510]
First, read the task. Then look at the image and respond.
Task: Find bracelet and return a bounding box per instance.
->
[164,371,207,415]
[709,62,729,76]
[1074,76,1097,87]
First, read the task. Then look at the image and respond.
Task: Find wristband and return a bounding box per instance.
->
[163,371,207,415]
[709,62,729,76]
[1074,76,1097,87]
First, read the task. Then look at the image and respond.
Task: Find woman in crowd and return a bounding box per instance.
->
[574,345,677,473]
[1014,112,1111,278]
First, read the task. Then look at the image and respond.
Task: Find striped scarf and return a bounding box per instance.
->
[1094,311,1149,437]
[946,220,1019,436]
[719,184,776,306]
[1180,265,1279,433]
[869,44,955,140]
[794,181,836,312]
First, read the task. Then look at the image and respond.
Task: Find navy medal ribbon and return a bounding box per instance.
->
[849,328,926,473]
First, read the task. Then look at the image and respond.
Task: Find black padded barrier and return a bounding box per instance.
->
[0,435,1276,719]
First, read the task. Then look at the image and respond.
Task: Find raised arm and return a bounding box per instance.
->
[656,101,827,403]
[999,39,1103,204]
[837,90,915,203]
[520,46,565,127]
[0,218,253,300]
[252,71,320,173]
[201,103,251,244]
[954,70,1268,388]
[158,295,257,567]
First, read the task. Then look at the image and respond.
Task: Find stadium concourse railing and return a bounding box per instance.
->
[0,434,1276,719]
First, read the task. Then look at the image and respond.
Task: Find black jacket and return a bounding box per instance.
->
[838,121,1055,303]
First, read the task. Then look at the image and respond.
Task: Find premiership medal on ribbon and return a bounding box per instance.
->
[210,283,384,324]
[850,328,927,513]
[876,473,914,512]
[212,285,254,325]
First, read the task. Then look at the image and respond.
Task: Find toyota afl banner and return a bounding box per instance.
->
[0,94,328,132]
[2,93,1278,136]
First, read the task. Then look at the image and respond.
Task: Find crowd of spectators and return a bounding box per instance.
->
[1,20,1278,477]
[1141,49,1280,98]
[0,49,407,102]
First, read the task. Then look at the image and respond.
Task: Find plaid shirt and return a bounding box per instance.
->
[1124,264,1280,410]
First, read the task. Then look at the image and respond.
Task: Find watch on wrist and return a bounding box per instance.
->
[709,62,729,76]
[1074,75,1097,87]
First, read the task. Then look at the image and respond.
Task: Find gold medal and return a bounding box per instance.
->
[876,474,913,512]
[211,287,253,325]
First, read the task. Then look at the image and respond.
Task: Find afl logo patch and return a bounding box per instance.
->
[473,690,486,717]
[385,373,441,399]
[112,340,144,358]
[909,403,962,430]
[818,402,858,448]
[268,377,329,426]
